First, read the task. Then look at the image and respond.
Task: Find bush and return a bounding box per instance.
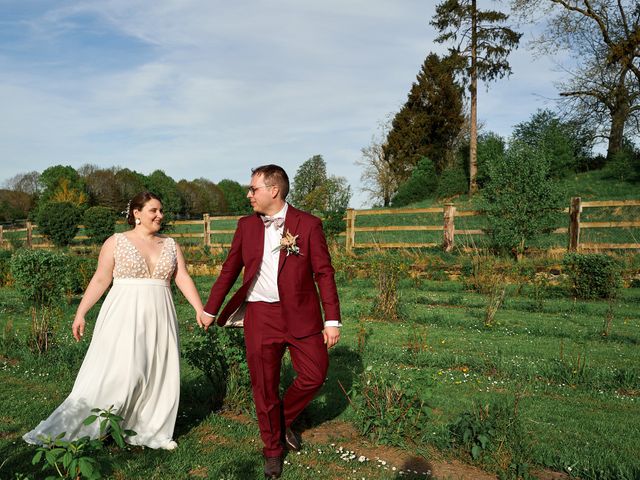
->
[604,143,640,182]
[483,141,564,257]
[182,326,251,412]
[391,157,438,206]
[448,397,532,478]
[66,255,99,294]
[563,253,622,299]
[37,201,82,247]
[436,161,468,198]
[0,249,12,286]
[83,206,117,244]
[351,365,430,446]
[10,249,70,306]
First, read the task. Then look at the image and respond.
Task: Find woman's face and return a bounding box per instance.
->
[134,198,164,232]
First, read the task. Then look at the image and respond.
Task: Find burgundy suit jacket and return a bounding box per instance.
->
[203,204,341,338]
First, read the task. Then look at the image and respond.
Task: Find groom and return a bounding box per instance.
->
[200,164,341,479]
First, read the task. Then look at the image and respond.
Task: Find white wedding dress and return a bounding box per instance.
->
[23,233,181,449]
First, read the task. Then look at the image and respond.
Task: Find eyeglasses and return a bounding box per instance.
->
[247,184,273,195]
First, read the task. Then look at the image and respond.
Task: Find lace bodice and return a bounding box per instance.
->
[113,233,177,280]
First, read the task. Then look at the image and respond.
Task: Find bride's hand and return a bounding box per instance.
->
[72,316,86,342]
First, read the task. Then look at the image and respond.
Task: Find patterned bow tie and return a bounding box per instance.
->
[262,216,285,229]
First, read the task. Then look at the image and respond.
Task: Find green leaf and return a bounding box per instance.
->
[31,450,43,465]
[471,444,481,459]
[83,415,98,425]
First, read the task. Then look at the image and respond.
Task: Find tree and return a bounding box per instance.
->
[391,157,438,207]
[145,170,182,220]
[512,109,591,176]
[177,178,227,216]
[0,190,33,222]
[39,165,87,207]
[4,171,41,195]
[476,132,506,188]
[217,179,251,215]
[289,155,328,211]
[290,155,352,236]
[512,0,639,161]
[114,168,147,209]
[483,141,564,258]
[383,53,465,181]
[79,165,122,210]
[431,0,522,193]
[356,122,400,207]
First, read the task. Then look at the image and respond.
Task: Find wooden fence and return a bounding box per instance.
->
[2,198,639,253]
[344,197,640,254]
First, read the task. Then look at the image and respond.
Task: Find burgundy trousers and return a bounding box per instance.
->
[244,301,329,457]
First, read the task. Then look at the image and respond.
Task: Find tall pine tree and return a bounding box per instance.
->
[384,53,465,184]
[431,0,521,194]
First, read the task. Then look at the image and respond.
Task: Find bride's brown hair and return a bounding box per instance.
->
[126,191,162,226]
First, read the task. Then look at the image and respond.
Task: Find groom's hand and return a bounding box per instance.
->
[323,326,340,349]
[199,311,215,330]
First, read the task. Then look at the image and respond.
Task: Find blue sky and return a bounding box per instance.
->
[0,0,566,207]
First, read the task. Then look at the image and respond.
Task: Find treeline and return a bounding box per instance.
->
[0,165,252,224]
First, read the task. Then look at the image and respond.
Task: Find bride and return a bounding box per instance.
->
[23,191,204,450]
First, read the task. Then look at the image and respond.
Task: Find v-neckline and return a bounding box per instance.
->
[122,233,167,277]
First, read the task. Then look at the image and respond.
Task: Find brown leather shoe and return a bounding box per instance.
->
[264,456,282,479]
[285,427,301,451]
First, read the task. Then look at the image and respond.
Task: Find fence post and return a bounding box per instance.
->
[345,208,356,254]
[568,197,582,252]
[443,203,455,252]
[26,221,33,248]
[203,213,211,247]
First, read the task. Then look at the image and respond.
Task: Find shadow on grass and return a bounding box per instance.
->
[283,345,364,432]
[174,371,219,438]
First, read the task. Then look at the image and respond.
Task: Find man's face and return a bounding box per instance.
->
[247,173,277,214]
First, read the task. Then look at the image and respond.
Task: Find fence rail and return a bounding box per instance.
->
[1,197,639,253]
[344,197,640,253]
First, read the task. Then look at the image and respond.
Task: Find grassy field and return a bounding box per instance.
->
[1,263,639,479]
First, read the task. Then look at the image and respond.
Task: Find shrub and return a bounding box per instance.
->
[83,206,117,244]
[391,157,438,206]
[604,142,640,182]
[483,141,564,257]
[0,249,12,286]
[448,397,532,478]
[182,326,251,412]
[66,255,99,294]
[10,249,70,306]
[563,253,622,299]
[351,365,430,446]
[436,161,468,198]
[37,201,82,247]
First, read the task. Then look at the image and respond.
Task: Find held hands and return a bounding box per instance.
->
[323,326,340,349]
[72,316,86,342]
[198,311,216,331]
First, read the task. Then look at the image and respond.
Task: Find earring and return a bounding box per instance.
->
[135,218,141,225]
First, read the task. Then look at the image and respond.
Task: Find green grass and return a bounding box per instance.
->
[1,270,639,479]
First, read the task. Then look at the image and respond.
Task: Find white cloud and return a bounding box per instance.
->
[1,0,573,207]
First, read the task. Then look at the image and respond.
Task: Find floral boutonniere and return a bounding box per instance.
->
[273,229,302,256]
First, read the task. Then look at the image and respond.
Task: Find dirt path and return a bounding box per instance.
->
[219,412,571,480]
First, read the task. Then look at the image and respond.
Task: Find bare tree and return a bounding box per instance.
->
[512,0,640,159]
[4,171,41,195]
[356,121,399,207]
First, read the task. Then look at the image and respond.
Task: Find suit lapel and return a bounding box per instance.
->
[278,204,300,275]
